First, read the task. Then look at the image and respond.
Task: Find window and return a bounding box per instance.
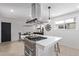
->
[58,24,65,29]
[54,18,76,29]
[65,22,76,29]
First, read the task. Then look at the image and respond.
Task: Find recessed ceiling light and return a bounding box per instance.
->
[10,9,14,13]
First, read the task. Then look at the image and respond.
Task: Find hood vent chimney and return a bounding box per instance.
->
[31,3,41,19]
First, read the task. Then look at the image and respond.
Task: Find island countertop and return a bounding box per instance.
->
[36,35,62,47]
[23,35,62,47]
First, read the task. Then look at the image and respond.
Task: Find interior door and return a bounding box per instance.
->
[1,22,11,42]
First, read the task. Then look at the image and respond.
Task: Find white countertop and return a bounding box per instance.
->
[36,35,62,47]
[22,35,62,47]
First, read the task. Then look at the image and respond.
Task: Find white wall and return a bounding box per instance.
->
[0,17,35,43]
[44,10,79,49]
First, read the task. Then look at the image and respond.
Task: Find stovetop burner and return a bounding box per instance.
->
[26,36,47,41]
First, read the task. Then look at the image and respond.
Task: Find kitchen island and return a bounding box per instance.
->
[24,35,62,56]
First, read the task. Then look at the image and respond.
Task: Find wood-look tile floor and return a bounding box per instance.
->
[59,45,79,56]
[0,41,24,56]
[0,41,79,56]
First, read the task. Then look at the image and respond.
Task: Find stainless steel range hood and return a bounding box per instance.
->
[26,3,41,24]
[25,3,48,27]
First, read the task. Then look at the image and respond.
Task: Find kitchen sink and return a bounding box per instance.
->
[26,36,47,41]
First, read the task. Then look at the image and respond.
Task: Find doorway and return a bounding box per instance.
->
[1,22,11,42]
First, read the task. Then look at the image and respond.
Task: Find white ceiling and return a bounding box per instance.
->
[0,3,31,19]
[41,3,79,17]
[0,3,79,19]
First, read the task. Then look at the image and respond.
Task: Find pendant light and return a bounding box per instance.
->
[48,6,51,23]
[45,6,52,31]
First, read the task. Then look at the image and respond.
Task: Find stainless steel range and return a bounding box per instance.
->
[24,38,36,56]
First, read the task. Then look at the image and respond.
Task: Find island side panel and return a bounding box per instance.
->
[36,44,56,56]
